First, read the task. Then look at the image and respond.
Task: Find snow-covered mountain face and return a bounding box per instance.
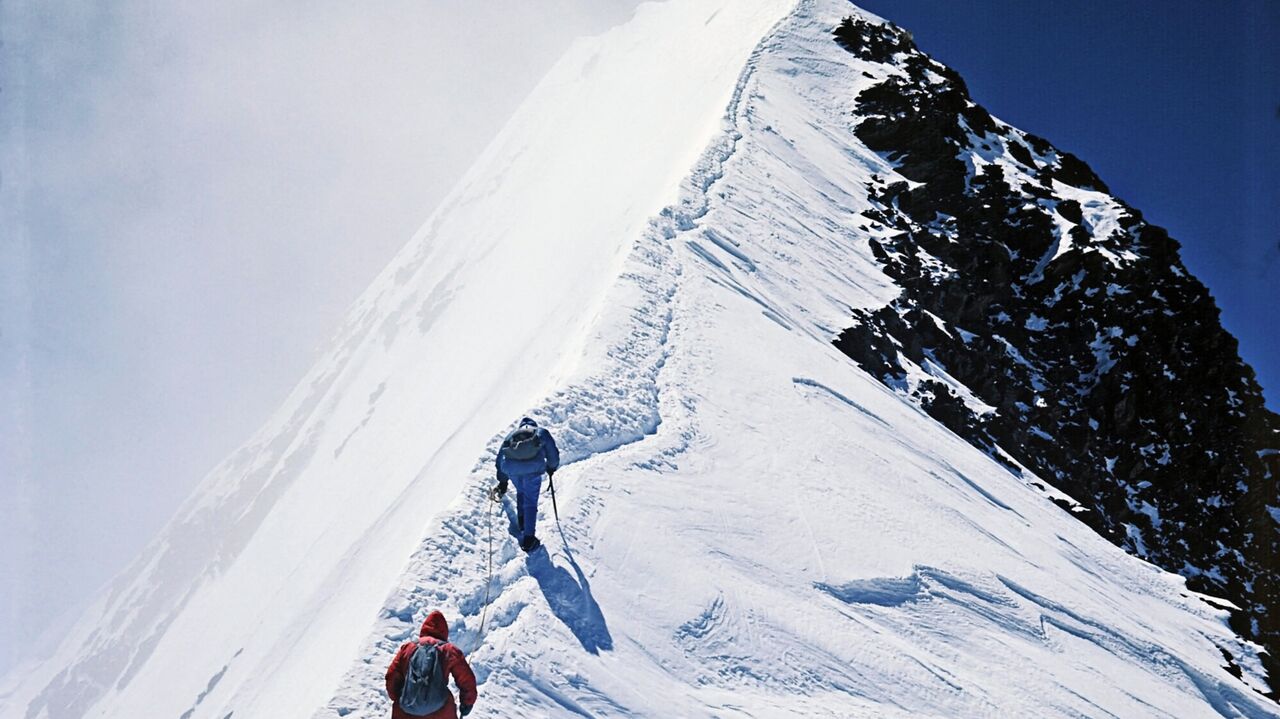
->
[828,16,1280,682]
[5,1,1278,718]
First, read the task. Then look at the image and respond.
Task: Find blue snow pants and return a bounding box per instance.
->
[512,473,543,541]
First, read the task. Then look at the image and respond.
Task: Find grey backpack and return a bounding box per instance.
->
[399,641,450,716]
[504,427,543,462]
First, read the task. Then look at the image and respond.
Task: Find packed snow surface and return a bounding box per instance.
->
[4,1,1275,718]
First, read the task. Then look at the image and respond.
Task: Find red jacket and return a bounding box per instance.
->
[385,611,478,719]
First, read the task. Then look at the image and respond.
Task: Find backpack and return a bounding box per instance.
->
[399,641,450,716]
[504,427,543,462]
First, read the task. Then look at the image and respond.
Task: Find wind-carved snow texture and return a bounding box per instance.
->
[6,1,1279,718]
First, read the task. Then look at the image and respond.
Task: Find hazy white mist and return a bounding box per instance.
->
[1,0,643,675]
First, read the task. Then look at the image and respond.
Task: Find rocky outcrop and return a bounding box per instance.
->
[833,16,1280,688]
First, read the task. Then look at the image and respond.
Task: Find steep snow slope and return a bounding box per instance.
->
[313,2,1276,718]
[0,2,797,718]
[7,1,1276,718]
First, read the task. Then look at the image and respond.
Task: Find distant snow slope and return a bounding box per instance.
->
[0,2,796,717]
[6,0,1276,718]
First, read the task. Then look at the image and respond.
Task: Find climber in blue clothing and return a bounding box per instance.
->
[493,417,560,553]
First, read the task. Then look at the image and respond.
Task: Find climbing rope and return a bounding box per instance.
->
[475,487,499,646]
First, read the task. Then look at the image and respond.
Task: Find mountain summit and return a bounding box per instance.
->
[4,2,1275,717]
[831,14,1280,687]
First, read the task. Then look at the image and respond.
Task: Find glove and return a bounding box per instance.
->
[547,468,556,479]
[493,478,508,498]
[460,704,474,717]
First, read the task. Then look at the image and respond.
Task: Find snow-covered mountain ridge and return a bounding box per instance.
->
[4,1,1276,717]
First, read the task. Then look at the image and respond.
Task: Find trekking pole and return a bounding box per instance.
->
[548,473,559,523]
[476,487,497,647]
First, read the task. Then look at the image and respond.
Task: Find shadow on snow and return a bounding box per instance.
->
[503,500,613,654]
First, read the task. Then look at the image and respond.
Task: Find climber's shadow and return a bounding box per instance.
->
[501,499,612,654]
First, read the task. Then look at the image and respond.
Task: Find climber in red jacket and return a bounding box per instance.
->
[385,611,478,719]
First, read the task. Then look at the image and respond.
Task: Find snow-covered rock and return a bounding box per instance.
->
[829,14,1280,682]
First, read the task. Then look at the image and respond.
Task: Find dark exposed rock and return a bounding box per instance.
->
[1055,199,1083,224]
[832,15,1280,690]
[1054,150,1111,193]
[1007,140,1037,169]
[833,16,912,63]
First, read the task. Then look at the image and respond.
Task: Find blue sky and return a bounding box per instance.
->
[856,0,1279,408]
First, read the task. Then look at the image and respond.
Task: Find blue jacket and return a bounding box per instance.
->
[496,420,560,482]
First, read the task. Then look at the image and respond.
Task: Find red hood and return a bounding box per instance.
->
[419,611,449,641]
